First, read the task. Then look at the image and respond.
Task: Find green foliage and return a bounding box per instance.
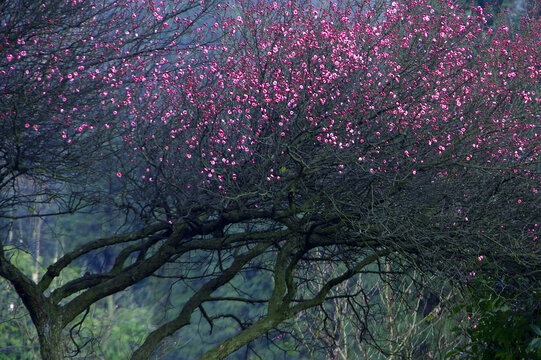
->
[87,305,153,360]
[448,286,540,360]
[0,279,38,359]
[6,249,34,278]
[527,325,541,359]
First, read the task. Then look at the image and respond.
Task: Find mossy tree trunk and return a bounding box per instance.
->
[36,317,64,360]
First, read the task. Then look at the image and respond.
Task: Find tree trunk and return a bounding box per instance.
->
[36,318,64,360]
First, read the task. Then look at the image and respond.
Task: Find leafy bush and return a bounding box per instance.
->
[449,285,541,360]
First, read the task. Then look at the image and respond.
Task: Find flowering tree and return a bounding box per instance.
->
[0,0,222,358]
[1,0,540,359]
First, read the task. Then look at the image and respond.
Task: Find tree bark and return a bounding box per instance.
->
[36,319,64,360]
[198,316,284,360]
